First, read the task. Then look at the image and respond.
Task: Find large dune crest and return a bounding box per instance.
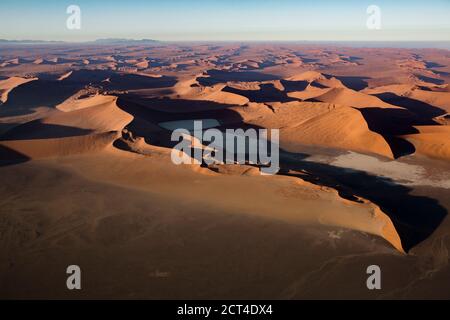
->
[403,125,450,161]
[363,85,450,114]
[3,95,132,138]
[52,144,405,253]
[172,77,250,105]
[0,131,121,159]
[310,87,400,109]
[56,93,119,112]
[286,70,325,82]
[0,76,37,104]
[0,95,133,159]
[234,101,394,158]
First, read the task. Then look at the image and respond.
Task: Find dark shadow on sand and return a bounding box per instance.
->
[115,97,244,146]
[280,80,309,92]
[374,92,447,119]
[223,84,297,103]
[278,149,447,252]
[197,69,280,86]
[0,122,93,141]
[416,74,445,86]
[324,75,370,91]
[1,80,85,117]
[106,74,177,91]
[359,92,448,158]
[425,61,446,69]
[358,107,419,158]
[0,145,30,167]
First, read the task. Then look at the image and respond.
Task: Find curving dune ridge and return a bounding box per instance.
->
[0,76,37,104]
[310,87,400,109]
[1,43,450,299]
[0,95,133,159]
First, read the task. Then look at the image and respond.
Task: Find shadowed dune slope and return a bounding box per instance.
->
[403,125,450,161]
[309,87,399,109]
[0,95,133,159]
[1,96,132,140]
[0,76,37,104]
[0,131,121,160]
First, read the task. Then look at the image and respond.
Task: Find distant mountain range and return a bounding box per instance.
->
[93,38,159,44]
[0,38,160,45]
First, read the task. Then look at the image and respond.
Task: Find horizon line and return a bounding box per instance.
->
[1,38,450,44]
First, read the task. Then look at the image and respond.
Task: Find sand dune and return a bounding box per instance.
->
[235,101,394,158]
[283,71,353,101]
[0,76,37,104]
[56,93,117,112]
[187,85,249,105]
[406,90,450,113]
[2,95,132,141]
[362,84,418,96]
[57,71,73,81]
[312,77,345,89]
[286,70,325,82]
[282,106,394,158]
[363,85,450,114]
[310,87,400,109]
[403,125,450,161]
[53,145,404,252]
[135,60,149,69]
[172,77,249,105]
[287,85,332,100]
[227,82,263,91]
[50,96,132,132]
[287,71,344,89]
[1,94,132,160]
[0,131,120,160]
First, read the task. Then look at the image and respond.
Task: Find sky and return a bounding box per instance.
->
[0,0,449,42]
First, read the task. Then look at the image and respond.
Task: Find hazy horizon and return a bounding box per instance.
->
[1,39,450,51]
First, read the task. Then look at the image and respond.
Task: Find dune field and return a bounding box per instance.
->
[0,43,449,299]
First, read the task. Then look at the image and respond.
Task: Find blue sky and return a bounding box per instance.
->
[0,0,449,41]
